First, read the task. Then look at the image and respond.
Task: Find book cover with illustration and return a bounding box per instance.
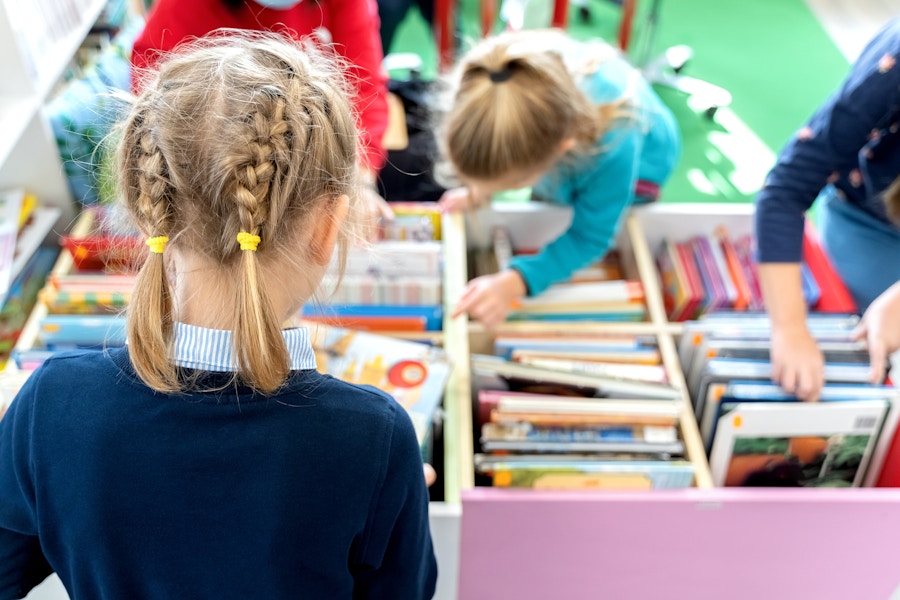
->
[474,459,695,490]
[304,321,451,448]
[708,400,889,487]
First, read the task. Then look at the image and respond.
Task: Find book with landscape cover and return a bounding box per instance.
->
[708,400,889,487]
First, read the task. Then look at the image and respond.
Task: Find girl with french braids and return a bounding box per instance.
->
[0,32,436,599]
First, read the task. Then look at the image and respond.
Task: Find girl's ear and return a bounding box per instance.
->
[310,194,350,266]
[558,137,577,154]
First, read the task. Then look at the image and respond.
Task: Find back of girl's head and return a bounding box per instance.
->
[440,29,600,183]
[116,31,358,394]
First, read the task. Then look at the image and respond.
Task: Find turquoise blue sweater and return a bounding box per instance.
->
[509,43,681,295]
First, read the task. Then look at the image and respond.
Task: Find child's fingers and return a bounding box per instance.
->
[451,284,481,318]
[851,319,867,342]
[869,336,888,384]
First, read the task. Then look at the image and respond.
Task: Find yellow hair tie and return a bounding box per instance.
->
[237,231,261,252]
[146,236,169,254]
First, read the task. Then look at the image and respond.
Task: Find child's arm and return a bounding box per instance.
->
[351,405,437,598]
[0,374,55,598]
[755,22,900,402]
[508,127,642,296]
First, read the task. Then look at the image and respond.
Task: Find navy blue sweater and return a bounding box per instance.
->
[0,348,437,599]
[755,18,900,263]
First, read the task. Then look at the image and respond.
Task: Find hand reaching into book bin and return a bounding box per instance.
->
[452,269,527,330]
[854,280,900,384]
[770,325,826,403]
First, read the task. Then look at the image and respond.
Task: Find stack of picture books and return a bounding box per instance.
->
[471,350,694,491]
[657,224,856,321]
[299,203,445,332]
[680,312,900,488]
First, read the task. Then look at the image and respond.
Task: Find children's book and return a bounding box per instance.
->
[513,356,668,385]
[657,239,691,321]
[698,235,738,310]
[675,241,704,320]
[474,459,695,490]
[300,304,443,331]
[0,247,58,358]
[701,381,900,486]
[480,438,685,455]
[714,227,751,311]
[304,321,451,448]
[0,189,26,306]
[708,400,888,487]
[472,354,681,400]
[519,280,644,305]
[37,314,127,348]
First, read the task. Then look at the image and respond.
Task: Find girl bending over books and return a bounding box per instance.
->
[437,29,681,328]
[0,34,436,599]
[755,18,900,402]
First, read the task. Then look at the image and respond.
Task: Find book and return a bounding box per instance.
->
[513,356,668,384]
[509,348,662,366]
[37,314,127,348]
[702,381,900,485]
[305,321,450,448]
[0,189,26,306]
[708,400,888,487]
[472,354,681,400]
[475,459,695,490]
[480,438,685,455]
[299,304,443,331]
[0,247,59,359]
[520,280,644,305]
[715,227,751,311]
[657,238,692,321]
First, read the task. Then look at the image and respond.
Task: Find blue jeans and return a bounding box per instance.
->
[818,186,900,312]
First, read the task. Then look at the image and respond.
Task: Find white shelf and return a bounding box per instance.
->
[34,0,107,101]
[0,94,40,168]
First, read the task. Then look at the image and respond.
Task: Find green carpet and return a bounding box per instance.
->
[387,0,851,204]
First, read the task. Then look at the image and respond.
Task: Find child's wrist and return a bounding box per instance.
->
[500,268,527,298]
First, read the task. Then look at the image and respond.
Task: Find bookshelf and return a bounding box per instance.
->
[0,2,107,596]
[0,0,107,229]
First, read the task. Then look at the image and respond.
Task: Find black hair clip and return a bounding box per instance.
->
[488,67,514,83]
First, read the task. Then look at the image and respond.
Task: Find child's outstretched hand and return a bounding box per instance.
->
[453,269,526,329]
[437,186,473,213]
[853,280,900,383]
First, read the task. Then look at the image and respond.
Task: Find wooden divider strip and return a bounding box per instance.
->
[441,211,474,503]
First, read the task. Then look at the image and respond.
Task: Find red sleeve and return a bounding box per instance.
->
[321,0,389,171]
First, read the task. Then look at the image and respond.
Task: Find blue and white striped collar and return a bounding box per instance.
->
[171,322,318,372]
